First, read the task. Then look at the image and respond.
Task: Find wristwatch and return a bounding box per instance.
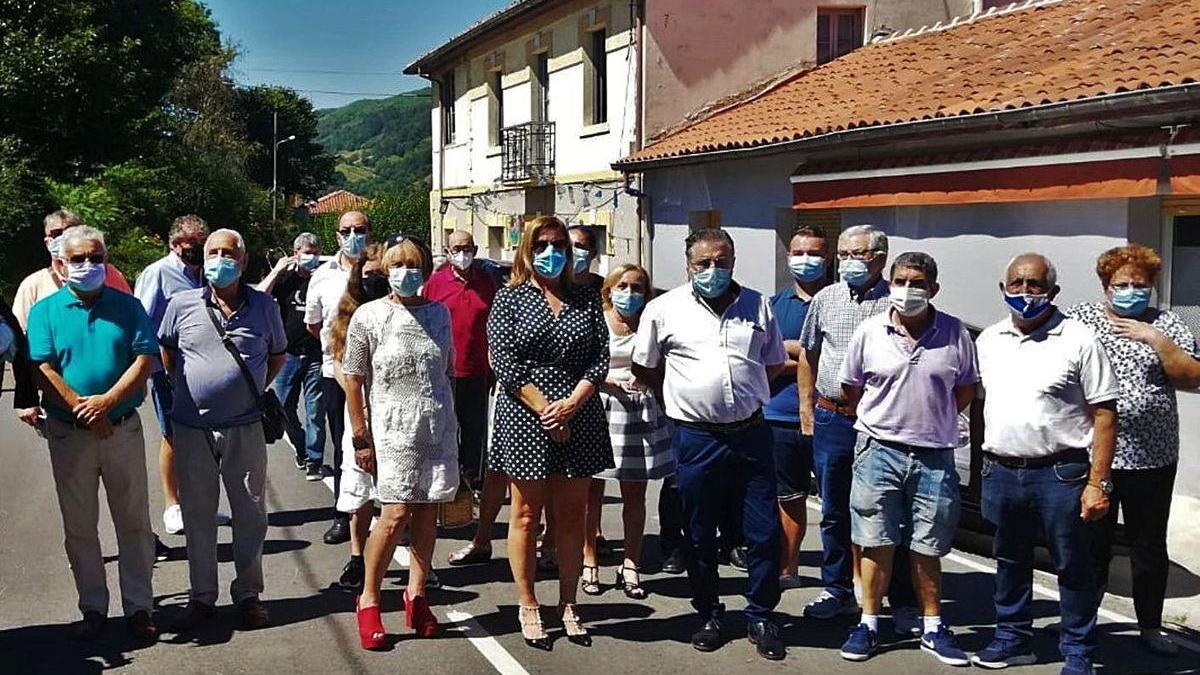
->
[1088,478,1114,495]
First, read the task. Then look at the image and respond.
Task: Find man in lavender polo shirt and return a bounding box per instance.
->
[835,252,979,666]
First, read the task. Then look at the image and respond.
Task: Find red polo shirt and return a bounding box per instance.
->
[423,263,498,378]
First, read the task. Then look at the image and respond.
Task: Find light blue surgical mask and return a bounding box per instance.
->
[388,266,424,297]
[611,290,645,317]
[1110,287,1151,317]
[692,266,733,299]
[572,246,592,275]
[788,254,825,282]
[1003,291,1052,320]
[839,259,872,287]
[298,253,322,271]
[340,232,367,257]
[533,246,567,278]
[66,262,106,293]
[204,256,240,288]
[47,235,64,260]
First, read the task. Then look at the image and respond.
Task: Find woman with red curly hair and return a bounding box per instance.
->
[1065,244,1200,657]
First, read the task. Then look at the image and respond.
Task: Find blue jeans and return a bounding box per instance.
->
[812,408,916,607]
[673,417,780,622]
[981,454,1096,662]
[271,353,325,465]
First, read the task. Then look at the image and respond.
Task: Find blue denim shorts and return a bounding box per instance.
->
[850,436,961,557]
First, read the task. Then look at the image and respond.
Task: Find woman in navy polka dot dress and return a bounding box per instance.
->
[487,216,612,649]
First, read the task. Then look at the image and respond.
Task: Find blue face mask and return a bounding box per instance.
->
[839,258,872,287]
[533,246,567,278]
[788,254,825,282]
[572,247,592,274]
[47,235,64,260]
[1003,291,1052,320]
[204,256,241,289]
[388,266,424,297]
[340,232,367,258]
[298,253,322,272]
[611,290,645,317]
[65,262,106,293]
[692,266,733,299]
[1110,287,1151,317]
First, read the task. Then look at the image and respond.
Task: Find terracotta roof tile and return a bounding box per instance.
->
[622,0,1200,166]
[306,190,375,216]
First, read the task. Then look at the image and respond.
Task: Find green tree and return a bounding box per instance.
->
[236,86,337,202]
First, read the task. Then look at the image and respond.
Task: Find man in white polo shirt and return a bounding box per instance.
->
[971,253,1118,675]
[304,210,372,545]
[633,228,788,661]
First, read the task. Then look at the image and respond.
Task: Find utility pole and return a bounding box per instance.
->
[272,111,296,222]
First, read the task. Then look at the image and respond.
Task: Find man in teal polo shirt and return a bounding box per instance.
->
[26,226,160,642]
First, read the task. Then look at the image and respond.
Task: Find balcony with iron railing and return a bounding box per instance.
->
[501,121,555,184]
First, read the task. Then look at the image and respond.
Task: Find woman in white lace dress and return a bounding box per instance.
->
[344,235,460,649]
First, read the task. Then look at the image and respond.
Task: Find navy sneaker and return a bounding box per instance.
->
[921,625,970,666]
[839,623,879,661]
[971,638,1036,669]
[1060,656,1094,675]
[804,590,859,620]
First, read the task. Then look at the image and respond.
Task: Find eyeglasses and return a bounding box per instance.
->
[448,244,475,254]
[532,239,568,253]
[66,254,105,265]
[837,248,879,261]
[47,229,65,239]
[339,226,370,236]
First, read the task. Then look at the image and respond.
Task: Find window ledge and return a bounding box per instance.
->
[580,122,610,138]
[486,145,502,158]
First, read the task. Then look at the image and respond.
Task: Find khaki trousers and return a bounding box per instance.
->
[46,413,154,616]
[173,421,268,606]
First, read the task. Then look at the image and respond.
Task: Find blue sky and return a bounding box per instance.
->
[201,0,511,110]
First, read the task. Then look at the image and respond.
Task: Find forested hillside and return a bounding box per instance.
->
[316,88,432,196]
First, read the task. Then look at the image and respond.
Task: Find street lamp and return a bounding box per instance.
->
[271,111,296,222]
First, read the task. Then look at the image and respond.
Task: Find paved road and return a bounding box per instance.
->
[2,402,1198,674]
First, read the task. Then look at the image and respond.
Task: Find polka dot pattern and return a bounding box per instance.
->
[486,282,614,480]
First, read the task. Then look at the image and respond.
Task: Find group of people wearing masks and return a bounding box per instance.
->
[4,207,1196,675]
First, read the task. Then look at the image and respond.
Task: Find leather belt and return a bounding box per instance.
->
[816,395,856,418]
[67,409,137,430]
[984,448,1088,469]
[677,409,765,435]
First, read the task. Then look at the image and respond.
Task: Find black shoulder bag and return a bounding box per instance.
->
[204,306,287,443]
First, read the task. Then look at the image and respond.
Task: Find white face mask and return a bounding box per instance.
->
[889,285,929,317]
[450,250,474,271]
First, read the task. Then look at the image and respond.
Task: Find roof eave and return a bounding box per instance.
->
[613,82,1200,172]
[403,0,553,77]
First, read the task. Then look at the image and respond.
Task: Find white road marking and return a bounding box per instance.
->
[803,500,1200,654]
[320,472,520,672]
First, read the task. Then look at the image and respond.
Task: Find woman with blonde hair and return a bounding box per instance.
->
[581,264,673,600]
[488,215,612,649]
[346,235,460,649]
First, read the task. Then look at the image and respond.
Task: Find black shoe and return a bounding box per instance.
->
[691,618,724,652]
[154,535,171,562]
[73,611,106,640]
[338,557,365,593]
[661,548,687,575]
[305,462,323,482]
[747,620,786,661]
[293,453,306,470]
[171,601,215,633]
[238,597,269,631]
[323,518,351,545]
[729,546,749,571]
[127,610,158,642]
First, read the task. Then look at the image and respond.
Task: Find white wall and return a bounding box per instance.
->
[844,200,1130,329]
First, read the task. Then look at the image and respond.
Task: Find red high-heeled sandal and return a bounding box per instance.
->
[356,600,387,650]
[404,591,439,638]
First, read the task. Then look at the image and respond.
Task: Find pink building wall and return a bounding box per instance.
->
[643,0,976,140]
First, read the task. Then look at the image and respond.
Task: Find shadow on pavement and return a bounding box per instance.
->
[267,506,337,528]
[0,621,154,674]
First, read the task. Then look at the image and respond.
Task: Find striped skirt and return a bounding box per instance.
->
[595,389,675,481]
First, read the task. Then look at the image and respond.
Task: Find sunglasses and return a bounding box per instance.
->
[532,239,568,254]
[339,226,370,235]
[66,254,105,265]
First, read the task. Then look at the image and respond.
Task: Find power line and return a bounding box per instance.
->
[241,67,404,76]
[234,82,430,97]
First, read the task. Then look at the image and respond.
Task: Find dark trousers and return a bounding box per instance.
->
[272,353,325,465]
[454,376,491,491]
[321,377,346,521]
[1092,463,1176,630]
[658,466,747,560]
[673,418,780,622]
[981,455,1096,662]
[812,407,915,608]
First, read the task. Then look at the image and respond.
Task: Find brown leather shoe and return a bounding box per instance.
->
[73,611,106,640]
[127,610,158,642]
[238,597,269,631]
